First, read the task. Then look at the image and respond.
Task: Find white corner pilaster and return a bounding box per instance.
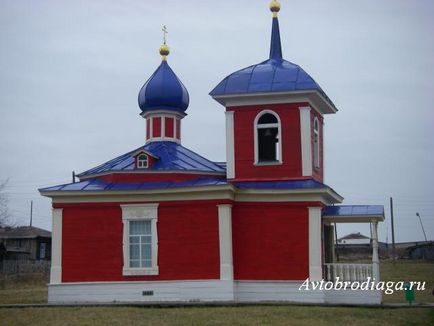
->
[50,208,63,284]
[217,204,233,281]
[308,207,322,281]
[299,106,312,176]
[225,111,235,179]
[371,221,380,282]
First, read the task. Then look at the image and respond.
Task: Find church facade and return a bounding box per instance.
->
[40,1,384,304]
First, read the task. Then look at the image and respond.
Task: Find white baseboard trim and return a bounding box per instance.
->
[48,280,382,305]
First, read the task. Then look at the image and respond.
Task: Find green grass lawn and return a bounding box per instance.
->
[0,261,433,325]
[0,306,433,326]
[381,260,434,303]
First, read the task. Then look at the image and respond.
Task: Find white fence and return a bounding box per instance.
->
[324,263,372,282]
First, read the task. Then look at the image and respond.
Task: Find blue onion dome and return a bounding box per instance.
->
[138,44,189,114]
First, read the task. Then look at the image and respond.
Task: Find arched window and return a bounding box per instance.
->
[137,154,149,169]
[313,118,320,168]
[255,111,281,163]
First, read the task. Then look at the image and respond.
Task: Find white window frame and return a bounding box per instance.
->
[121,204,159,276]
[313,117,320,169]
[253,110,283,165]
[137,153,149,169]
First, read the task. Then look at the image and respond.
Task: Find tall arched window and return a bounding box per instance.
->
[313,118,320,168]
[255,111,281,163]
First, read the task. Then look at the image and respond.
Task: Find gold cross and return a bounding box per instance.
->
[162,25,168,44]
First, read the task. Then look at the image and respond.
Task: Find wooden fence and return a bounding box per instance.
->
[0,260,51,275]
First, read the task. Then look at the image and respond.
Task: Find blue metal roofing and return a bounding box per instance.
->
[323,205,384,217]
[77,141,225,177]
[209,17,336,111]
[235,179,327,190]
[138,60,189,114]
[40,177,228,193]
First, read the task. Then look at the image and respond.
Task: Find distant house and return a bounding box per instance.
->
[407,242,434,260]
[0,226,51,261]
[338,232,371,247]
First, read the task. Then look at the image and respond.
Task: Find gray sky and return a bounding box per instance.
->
[1,0,433,242]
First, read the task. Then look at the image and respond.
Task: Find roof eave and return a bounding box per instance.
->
[211,90,338,115]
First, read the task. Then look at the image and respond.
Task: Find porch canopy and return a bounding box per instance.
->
[322,205,385,284]
[323,205,384,223]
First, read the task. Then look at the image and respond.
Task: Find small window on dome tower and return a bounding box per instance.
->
[137,154,149,169]
[255,111,281,163]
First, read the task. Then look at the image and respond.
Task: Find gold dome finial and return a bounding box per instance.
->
[159,25,170,60]
[270,0,281,17]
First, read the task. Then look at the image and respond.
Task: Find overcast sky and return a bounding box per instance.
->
[1,0,433,242]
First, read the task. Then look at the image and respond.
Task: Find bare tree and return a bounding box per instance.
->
[0,179,12,227]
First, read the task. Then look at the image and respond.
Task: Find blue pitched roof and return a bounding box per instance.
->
[138,60,189,114]
[323,205,384,217]
[40,177,228,192]
[235,179,326,190]
[209,17,336,111]
[77,141,225,178]
[40,177,334,194]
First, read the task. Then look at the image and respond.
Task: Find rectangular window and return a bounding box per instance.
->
[121,204,159,276]
[129,221,152,268]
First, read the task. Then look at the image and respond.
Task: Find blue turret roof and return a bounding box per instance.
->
[138,60,189,114]
[210,17,336,110]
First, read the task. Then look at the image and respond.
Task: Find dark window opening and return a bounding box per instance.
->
[257,113,280,162]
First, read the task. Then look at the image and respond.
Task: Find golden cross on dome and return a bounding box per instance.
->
[162,25,168,44]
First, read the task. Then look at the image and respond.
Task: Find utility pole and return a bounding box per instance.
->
[390,197,396,262]
[416,213,428,242]
[29,200,33,227]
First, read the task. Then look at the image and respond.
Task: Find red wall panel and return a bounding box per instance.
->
[232,203,309,280]
[61,201,220,282]
[153,117,161,138]
[228,103,306,181]
[165,117,174,138]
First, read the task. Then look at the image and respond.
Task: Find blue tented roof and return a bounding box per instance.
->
[323,205,384,217]
[209,16,336,111]
[77,141,225,178]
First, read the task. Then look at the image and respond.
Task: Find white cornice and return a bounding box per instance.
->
[212,90,337,115]
[40,183,343,205]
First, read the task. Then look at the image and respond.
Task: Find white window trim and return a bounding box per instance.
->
[137,154,149,169]
[253,110,283,165]
[313,117,320,169]
[121,204,159,276]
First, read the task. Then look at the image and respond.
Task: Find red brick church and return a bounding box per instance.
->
[40,1,384,304]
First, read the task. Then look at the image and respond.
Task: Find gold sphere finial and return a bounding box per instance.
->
[270,0,281,17]
[159,44,170,60]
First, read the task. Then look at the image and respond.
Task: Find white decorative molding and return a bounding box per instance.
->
[308,207,322,281]
[299,106,312,177]
[225,111,235,179]
[217,205,233,281]
[50,208,63,284]
[121,204,159,276]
